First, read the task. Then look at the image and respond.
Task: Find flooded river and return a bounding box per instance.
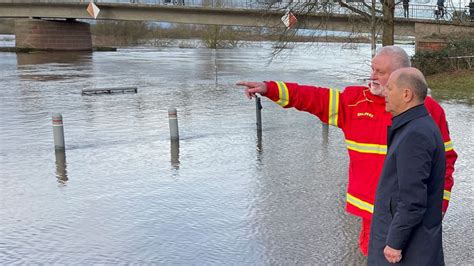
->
[0,42,472,264]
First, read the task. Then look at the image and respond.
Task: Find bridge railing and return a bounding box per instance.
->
[0,0,470,22]
[98,0,473,21]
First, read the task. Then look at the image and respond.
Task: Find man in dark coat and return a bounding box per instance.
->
[436,0,445,18]
[368,67,446,265]
[403,0,410,18]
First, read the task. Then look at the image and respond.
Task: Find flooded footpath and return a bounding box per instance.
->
[0,42,472,264]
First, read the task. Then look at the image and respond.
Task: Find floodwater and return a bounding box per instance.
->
[0,42,472,264]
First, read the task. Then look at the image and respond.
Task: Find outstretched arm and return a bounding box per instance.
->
[236,80,348,129]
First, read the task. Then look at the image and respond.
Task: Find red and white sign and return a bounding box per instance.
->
[281,11,297,29]
[87,1,100,19]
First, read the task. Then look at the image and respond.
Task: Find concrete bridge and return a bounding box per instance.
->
[0,0,473,50]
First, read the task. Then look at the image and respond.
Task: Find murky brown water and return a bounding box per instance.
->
[0,42,472,264]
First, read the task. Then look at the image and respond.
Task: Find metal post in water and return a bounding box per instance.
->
[256,130,263,152]
[168,107,179,141]
[215,58,218,87]
[256,96,262,132]
[55,149,68,183]
[170,139,180,169]
[169,108,180,168]
[52,113,65,150]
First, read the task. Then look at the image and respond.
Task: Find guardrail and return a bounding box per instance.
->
[0,0,471,22]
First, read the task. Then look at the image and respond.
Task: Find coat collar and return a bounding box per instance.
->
[391,104,429,131]
[365,88,386,104]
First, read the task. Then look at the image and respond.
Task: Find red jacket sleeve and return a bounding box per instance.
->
[263,81,345,128]
[425,97,457,213]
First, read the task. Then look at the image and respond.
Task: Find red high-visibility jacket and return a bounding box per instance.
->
[264,81,457,220]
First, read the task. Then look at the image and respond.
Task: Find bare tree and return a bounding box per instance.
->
[261,0,395,55]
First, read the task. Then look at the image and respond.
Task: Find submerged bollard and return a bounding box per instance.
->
[256,96,262,132]
[256,130,263,152]
[55,149,68,183]
[170,139,180,169]
[168,107,179,141]
[52,113,65,150]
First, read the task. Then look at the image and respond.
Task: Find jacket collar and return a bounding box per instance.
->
[364,88,386,104]
[391,104,429,131]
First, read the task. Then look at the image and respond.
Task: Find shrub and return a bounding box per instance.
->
[412,36,474,75]
[201,25,241,49]
[412,50,449,75]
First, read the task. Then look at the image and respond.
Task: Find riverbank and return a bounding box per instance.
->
[427,69,474,105]
[427,69,474,91]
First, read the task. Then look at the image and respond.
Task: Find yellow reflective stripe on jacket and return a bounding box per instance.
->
[328,88,340,127]
[347,193,374,213]
[275,81,289,107]
[346,140,450,155]
[444,141,454,152]
[443,190,451,201]
[346,140,387,155]
[348,191,450,214]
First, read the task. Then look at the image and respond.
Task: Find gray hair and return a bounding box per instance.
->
[376,46,411,71]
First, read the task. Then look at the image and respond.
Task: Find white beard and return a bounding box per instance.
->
[368,81,385,96]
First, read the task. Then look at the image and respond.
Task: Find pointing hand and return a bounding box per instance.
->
[236,81,267,99]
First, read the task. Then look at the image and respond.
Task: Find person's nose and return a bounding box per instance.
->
[370,70,377,80]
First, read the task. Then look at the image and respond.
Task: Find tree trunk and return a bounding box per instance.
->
[371,0,377,57]
[382,0,395,46]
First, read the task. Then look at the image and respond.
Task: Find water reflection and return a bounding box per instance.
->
[256,131,263,153]
[54,149,68,184]
[195,49,218,82]
[321,123,329,146]
[17,51,92,66]
[170,140,180,169]
[16,51,92,81]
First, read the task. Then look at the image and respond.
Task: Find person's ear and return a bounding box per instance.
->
[403,88,413,103]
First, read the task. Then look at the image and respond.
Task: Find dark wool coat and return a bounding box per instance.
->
[368,104,446,266]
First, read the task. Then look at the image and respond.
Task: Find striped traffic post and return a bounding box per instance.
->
[52,113,65,150]
[168,108,179,141]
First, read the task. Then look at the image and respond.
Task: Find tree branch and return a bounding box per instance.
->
[361,1,383,14]
[336,0,372,19]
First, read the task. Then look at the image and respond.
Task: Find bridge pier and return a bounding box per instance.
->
[15,18,92,51]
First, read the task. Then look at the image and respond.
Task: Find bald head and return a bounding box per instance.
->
[391,67,428,102]
[384,67,428,116]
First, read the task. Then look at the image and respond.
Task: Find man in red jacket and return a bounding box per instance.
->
[236,46,457,256]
